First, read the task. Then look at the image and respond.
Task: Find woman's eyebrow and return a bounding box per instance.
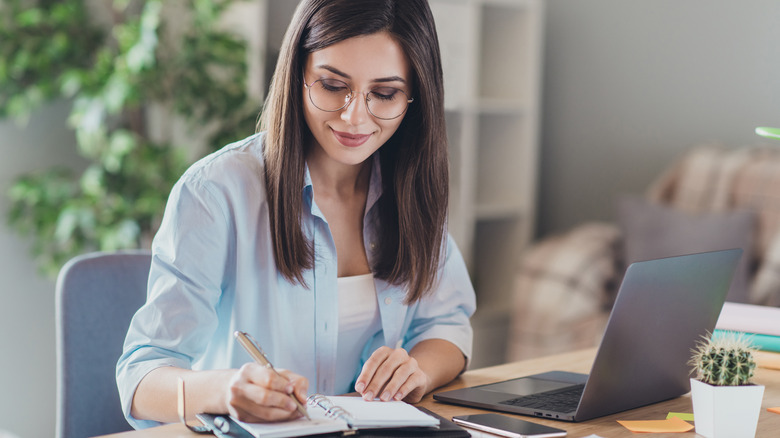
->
[316,64,407,84]
[372,75,407,84]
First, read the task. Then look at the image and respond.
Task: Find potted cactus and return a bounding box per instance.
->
[689,331,765,438]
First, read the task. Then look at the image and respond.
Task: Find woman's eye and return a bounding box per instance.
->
[319,79,349,93]
[371,88,400,101]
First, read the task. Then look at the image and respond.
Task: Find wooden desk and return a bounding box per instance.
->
[101,348,780,438]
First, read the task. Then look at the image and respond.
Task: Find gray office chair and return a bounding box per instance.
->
[55,250,151,438]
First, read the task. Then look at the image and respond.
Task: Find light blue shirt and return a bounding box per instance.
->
[116,133,476,429]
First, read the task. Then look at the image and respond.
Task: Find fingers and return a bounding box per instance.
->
[355,346,392,399]
[355,347,430,403]
[278,369,310,407]
[226,364,309,422]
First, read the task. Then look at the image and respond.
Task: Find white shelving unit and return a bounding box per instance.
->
[430,0,544,368]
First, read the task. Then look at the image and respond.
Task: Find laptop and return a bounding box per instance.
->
[434,248,742,422]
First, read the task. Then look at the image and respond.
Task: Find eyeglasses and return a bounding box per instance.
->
[303,77,413,120]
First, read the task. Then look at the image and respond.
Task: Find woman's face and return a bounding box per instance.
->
[302,31,412,167]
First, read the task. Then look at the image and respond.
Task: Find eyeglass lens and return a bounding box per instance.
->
[307,78,411,120]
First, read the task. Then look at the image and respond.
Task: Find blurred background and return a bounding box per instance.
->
[1,0,778,437]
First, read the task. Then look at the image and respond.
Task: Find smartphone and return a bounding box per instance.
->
[452,413,567,438]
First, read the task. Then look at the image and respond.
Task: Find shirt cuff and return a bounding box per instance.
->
[404,322,474,370]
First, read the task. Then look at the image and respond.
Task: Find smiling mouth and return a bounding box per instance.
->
[332,129,372,147]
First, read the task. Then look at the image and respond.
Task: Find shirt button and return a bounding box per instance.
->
[370,242,376,250]
[384,297,392,305]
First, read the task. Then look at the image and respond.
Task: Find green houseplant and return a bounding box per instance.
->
[1,0,260,277]
[689,331,765,438]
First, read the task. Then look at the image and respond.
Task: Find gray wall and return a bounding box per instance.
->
[0,101,84,438]
[538,0,780,237]
[1,1,779,437]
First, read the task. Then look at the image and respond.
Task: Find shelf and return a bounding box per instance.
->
[445,111,464,188]
[429,0,475,111]
[475,113,531,208]
[476,99,528,115]
[470,304,513,368]
[480,0,535,7]
[472,302,514,323]
[475,203,526,221]
[478,4,534,103]
[473,218,527,309]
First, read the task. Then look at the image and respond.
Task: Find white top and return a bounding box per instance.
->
[336,273,381,392]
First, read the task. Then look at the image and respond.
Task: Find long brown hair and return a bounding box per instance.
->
[259,0,448,303]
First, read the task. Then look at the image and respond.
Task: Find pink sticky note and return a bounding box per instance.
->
[617,416,694,433]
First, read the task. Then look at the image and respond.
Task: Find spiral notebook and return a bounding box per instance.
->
[197,395,443,438]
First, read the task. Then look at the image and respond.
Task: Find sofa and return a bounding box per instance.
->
[507,145,780,361]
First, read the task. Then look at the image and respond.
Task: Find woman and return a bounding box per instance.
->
[117,0,476,428]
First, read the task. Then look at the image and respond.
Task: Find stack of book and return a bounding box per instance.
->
[715,302,780,352]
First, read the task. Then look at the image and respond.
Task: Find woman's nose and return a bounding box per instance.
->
[341,91,369,125]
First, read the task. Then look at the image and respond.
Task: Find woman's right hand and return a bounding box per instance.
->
[225,363,309,423]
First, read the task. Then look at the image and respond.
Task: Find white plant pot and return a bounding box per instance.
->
[690,378,765,438]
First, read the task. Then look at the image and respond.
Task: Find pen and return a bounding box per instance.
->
[234,330,310,420]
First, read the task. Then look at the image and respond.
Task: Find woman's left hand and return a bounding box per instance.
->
[354,346,432,403]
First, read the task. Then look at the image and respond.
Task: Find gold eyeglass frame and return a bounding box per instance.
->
[303,77,414,120]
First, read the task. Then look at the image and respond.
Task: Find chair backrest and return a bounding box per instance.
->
[55,250,151,438]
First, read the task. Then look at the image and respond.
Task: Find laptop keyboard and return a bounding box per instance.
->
[499,384,585,413]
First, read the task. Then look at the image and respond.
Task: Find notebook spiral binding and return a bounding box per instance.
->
[307,394,356,427]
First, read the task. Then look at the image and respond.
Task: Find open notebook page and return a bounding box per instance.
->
[233,413,346,438]
[231,395,438,437]
[323,396,439,427]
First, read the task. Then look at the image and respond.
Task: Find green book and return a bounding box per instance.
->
[713,329,780,353]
